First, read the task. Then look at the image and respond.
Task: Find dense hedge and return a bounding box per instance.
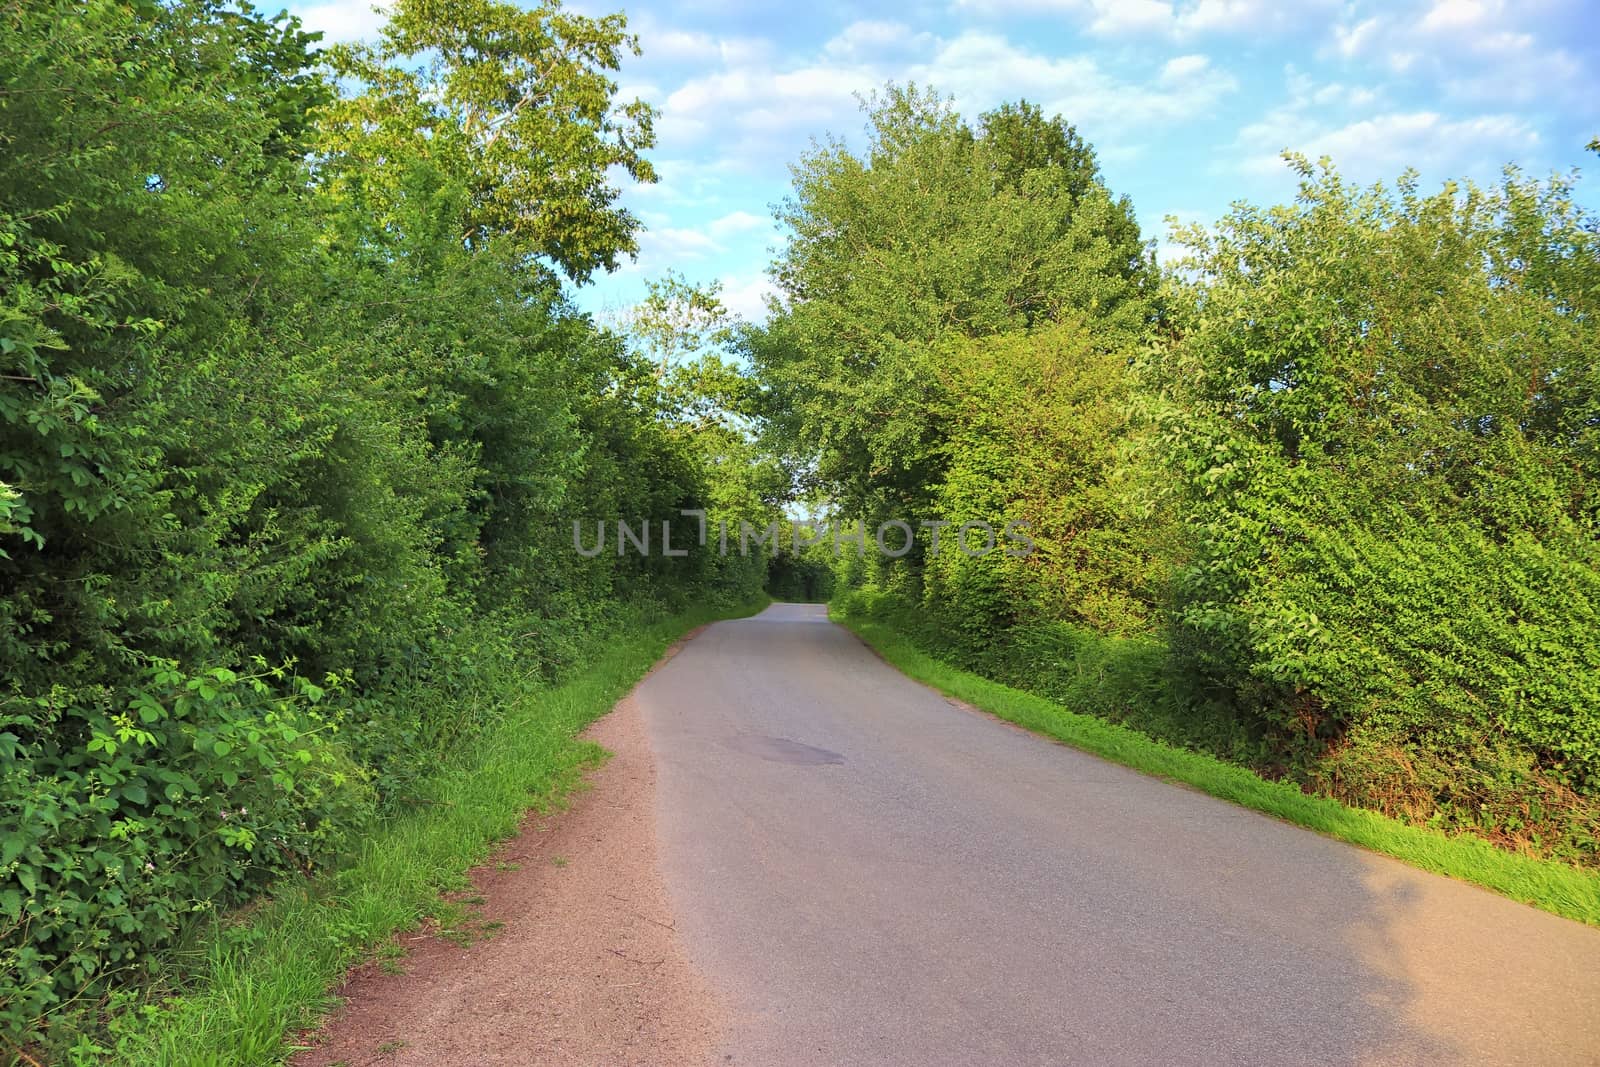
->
[0,0,769,1047]
[1153,163,1600,856]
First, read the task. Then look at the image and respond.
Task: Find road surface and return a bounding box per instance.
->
[635,603,1600,1066]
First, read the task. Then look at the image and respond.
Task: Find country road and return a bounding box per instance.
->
[636,603,1600,1066]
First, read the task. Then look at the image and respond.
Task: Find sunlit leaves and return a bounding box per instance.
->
[316,0,655,281]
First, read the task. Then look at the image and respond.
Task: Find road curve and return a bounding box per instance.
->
[634,603,1600,1067]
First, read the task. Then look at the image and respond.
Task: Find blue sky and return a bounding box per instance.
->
[288,0,1600,321]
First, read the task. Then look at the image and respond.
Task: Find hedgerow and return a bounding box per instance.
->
[0,0,771,1050]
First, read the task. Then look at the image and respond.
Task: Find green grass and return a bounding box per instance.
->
[833,607,1600,929]
[67,598,766,1067]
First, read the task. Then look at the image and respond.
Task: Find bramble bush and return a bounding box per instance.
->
[0,661,367,1040]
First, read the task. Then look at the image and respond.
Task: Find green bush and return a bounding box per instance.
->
[1155,161,1600,859]
[0,661,369,1039]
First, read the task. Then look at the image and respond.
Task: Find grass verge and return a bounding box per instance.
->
[70,598,767,1067]
[833,607,1600,929]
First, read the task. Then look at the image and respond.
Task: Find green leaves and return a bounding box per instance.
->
[757,84,1153,512]
[1156,160,1600,847]
[317,0,655,281]
[1,0,772,1049]
[1,657,372,1037]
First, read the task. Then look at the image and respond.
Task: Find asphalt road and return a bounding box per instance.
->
[634,603,1600,1066]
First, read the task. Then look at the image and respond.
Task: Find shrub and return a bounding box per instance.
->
[0,662,369,1039]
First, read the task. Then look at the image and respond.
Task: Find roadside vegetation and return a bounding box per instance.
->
[749,89,1600,885]
[59,600,765,1066]
[1,0,774,1058]
[5,0,1598,1059]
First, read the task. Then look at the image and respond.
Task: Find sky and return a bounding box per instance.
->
[287,0,1600,321]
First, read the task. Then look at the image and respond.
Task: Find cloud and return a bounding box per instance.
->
[717,273,779,321]
[1177,0,1333,34]
[629,14,774,68]
[707,210,771,239]
[293,1,388,43]
[1087,0,1175,36]
[643,226,723,260]
[1238,108,1540,180]
[623,157,748,210]
[1324,0,1594,107]
[1331,16,1381,59]
[650,19,1243,174]
[658,64,870,159]
[1228,63,1544,187]
[1159,53,1212,82]
[908,33,1238,130]
[823,20,934,61]
[951,0,1339,38]
[610,208,775,283]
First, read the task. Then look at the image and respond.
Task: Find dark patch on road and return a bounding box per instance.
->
[724,734,845,765]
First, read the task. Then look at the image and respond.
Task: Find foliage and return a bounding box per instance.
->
[762,90,1600,871]
[1152,159,1600,853]
[2,662,365,1036]
[619,271,734,377]
[0,0,764,1050]
[750,85,1153,515]
[56,598,766,1067]
[921,321,1173,643]
[317,0,656,282]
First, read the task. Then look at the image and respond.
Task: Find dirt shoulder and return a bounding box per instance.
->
[289,688,722,1067]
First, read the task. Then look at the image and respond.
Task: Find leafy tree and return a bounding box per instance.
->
[620,271,734,377]
[0,0,765,1045]
[316,0,656,281]
[924,321,1169,641]
[754,84,1152,515]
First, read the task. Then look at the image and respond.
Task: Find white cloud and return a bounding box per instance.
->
[623,157,748,210]
[1159,54,1213,83]
[647,25,1242,190]
[294,1,387,42]
[717,273,779,321]
[707,210,770,239]
[1331,16,1381,58]
[646,227,723,259]
[909,33,1238,129]
[1087,0,1175,36]
[1324,0,1593,106]
[610,209,773,283]
[630,18,773,68]
[659,64,869,153]
[646,28,724,64]
[951,0,1338,38]
[823,20,932,61]
[1229,64,1542,185]
[1238,109,1540,179]
[1418,0,1496,34]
